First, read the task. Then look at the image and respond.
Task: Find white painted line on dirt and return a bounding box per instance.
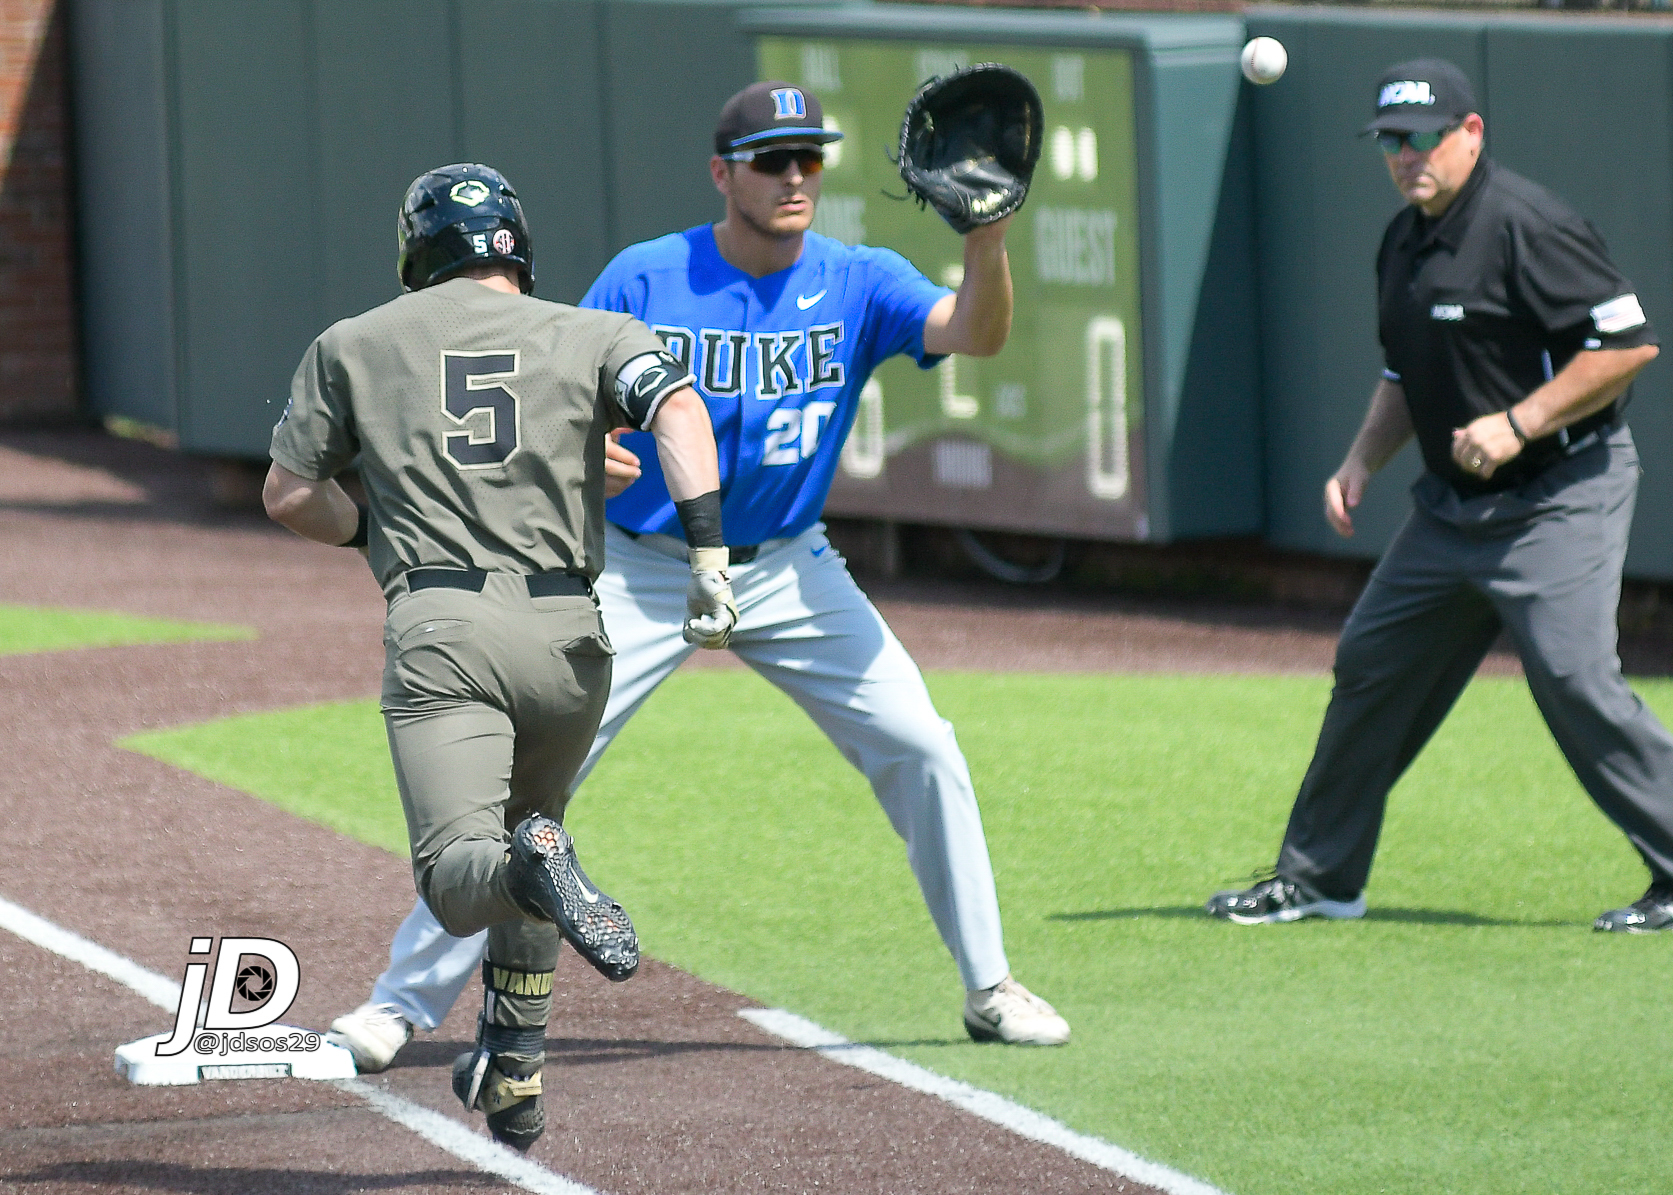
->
[0,893,605,1195]
[0,894,182,1009]
[739,1007,1232,1195]
[342,1077,599,1195]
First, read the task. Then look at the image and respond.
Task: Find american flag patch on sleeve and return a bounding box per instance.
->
[1591,294,1646,335]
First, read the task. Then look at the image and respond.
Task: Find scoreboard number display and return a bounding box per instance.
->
[759,38,1149,540]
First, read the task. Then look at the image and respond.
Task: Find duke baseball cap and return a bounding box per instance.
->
[1363,58,1478,135]
[714,81,844,153]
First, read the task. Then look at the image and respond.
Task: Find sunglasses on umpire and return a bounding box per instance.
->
[720,145,825,176]
[1376,124,1460,155]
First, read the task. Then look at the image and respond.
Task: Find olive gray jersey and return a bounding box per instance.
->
[270,278,687,597]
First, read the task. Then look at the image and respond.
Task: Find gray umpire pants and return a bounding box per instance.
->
[1278,428,1673,900]
[382,573,614,973]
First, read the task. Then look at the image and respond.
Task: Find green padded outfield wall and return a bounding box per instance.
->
[746,6,1262,542]
[1244,7,1673,578]
[68,0,799,458]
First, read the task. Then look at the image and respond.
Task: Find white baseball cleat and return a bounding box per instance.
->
[327,1001,414,1073]
[963,976,1071,1046]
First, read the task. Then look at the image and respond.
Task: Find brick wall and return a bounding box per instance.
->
[0,0,76,423]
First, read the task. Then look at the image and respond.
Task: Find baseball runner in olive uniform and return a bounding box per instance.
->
[264,163,735,1151]
[326,79,1070,1073]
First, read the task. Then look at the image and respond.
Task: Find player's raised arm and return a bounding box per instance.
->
[902,65,1040,359]
[922,218,1014,358]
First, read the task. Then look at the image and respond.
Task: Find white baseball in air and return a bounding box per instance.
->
[1240,36,1287,85]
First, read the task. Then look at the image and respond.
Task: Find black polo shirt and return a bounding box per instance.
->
[1376,157,1656,495]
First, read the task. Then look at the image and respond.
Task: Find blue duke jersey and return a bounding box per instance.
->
[581,225,951,544]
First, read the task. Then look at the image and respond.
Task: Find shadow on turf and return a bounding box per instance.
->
[1051,905,1581,927]
[7,1163,500,1192]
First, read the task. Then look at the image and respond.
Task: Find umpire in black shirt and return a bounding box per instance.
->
[1209,58,1673,932]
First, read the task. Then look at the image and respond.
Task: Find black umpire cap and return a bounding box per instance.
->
[1364,58,1478,135]
[714,81,844,154]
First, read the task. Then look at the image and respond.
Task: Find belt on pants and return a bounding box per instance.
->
[405,567,591,598]
[614,526,773,565]
[1556,426,1608,457]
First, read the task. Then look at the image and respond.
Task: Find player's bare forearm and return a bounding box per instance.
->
[262,462,360,545]
[922,218,1013,358]
[648,387,721,502]
[1344,379,1415,476]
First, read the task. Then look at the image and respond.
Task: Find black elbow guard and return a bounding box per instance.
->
[613,350,694,430]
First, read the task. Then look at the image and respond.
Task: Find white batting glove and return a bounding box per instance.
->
[683,547,738,649]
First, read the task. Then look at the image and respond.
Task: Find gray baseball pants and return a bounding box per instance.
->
[1278,428,1673,900]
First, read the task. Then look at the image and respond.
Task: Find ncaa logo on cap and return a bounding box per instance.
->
[770,87,806,119]
[492,228,516,254]
[1378,80,1436,108]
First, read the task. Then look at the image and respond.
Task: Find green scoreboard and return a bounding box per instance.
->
[750,6,1261,544]
[762,36,1148,538]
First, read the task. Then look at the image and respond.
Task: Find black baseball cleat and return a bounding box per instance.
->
[452,1019,546,1152]
[1206,873,1366,924]
[508,815,639,981]
[1594,884,1673,932]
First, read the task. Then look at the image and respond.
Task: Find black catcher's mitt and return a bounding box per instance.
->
[898,63,1043,234]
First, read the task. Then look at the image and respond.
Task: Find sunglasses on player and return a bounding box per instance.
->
[1376,124,1460,155]
[720,145,825,176]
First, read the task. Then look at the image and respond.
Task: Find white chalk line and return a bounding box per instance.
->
[738,1007,1231,1195]
[0,893,600,1195]
[0,891,1230,1194]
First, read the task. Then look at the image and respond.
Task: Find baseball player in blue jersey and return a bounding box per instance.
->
[329,80,1069,1068]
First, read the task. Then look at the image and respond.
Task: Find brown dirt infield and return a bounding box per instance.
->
[0,427,1566,1194]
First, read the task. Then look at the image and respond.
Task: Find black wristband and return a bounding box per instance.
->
[1505,408,1530,447]
[341,504,369,549]
[673,490,724,548]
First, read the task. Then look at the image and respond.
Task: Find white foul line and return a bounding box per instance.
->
[340,1076,598,1195]
[0,892,181,1009]
[0,893,601,1195]
[738,1007,1232,1195]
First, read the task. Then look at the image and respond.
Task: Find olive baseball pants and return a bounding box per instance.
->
[1278,429,1673,900]
[368,523,1011,1030]
[382,573,613,972]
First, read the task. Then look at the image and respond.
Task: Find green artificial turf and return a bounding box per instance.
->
[0,603,253,655]
[121,671,1673,1195]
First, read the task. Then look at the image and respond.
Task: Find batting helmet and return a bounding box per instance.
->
[397,163,534,293]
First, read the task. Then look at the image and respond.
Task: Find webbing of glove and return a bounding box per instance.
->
[898,62,1044,234]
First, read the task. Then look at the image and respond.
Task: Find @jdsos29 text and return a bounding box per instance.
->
[153,936,322,1057]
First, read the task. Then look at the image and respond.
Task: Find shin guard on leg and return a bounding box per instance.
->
[450,963,553,1152]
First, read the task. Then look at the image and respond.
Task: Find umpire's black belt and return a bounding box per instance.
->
[406,567,591,598]
[1462,412,1620,495]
